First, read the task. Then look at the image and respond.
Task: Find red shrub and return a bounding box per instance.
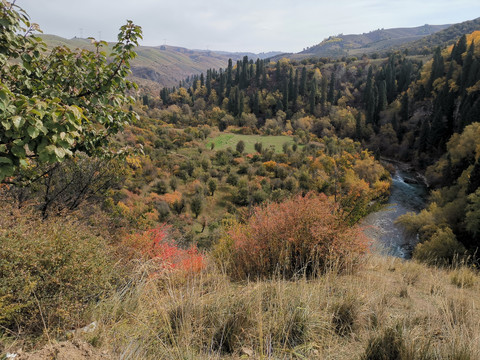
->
[220,193,369,279]
[127,225,205,274]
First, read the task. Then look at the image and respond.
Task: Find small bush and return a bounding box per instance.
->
[125,225,205,275]
[0,208,116,335]
[449,267,477,288]
[214,193,369,280]
[413,228,466,265]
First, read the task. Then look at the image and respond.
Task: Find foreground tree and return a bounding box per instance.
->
[0,1,142,182]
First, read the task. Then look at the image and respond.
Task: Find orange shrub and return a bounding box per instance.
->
[216,193,369,280]
[263,160,277,172]
[127,225,205,275]
[161,191,183,205]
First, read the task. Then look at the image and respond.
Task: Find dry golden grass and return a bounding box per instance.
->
[83,254,480,359]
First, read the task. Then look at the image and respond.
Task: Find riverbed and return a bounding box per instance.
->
[362,166,428,258]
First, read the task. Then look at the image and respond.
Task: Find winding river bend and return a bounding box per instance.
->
[362,165,428,258]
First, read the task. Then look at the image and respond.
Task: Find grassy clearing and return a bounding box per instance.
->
[207,133,296,153]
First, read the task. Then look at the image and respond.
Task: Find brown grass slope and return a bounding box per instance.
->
[84,256,480,359]
[40,35,245,88]
[293,24,450,59]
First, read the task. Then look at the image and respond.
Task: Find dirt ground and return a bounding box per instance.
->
[10,340,110,360]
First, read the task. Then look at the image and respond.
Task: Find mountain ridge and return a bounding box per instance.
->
[270,18,480,61]
[40,34,282,88]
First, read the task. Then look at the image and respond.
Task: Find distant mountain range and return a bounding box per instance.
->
[41,16,480,88]
[295,24,450,58]
[271,17,480,61]
[40,35,282,88]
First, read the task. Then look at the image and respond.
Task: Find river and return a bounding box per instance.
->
[362,165,428,258]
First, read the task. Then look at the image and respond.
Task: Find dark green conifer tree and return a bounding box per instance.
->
[320,76,328,109]
[206,69,212,97]
[226,59,233,97]
[399,92,409,122]
[300,66,307,96]
[355,112,363,141]
[309,79,317,114]
[418,119,431,153]
[275,61,281,82]
[288,68,294,101]
[255,59,261,83]
[452,34,467,65]
[238,91,244,116]
[427,47,444,93]
[262,67,267,89]
[364,67,373,104]
[460,42,475,92]
[253,91,260,115]
[377,80,387,112]
[235,60,241,86]
[327,72,335,104]
[292,68,299,111]
[429,106,447,151]
[219,69,225,99]
[385,59,396,103]
[283,77,289,112]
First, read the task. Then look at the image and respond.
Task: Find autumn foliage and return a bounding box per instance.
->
[215,193,369,280]
[127,225,205,274]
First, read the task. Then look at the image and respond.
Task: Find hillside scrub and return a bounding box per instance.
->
[214,193,370,280]
[73,254,480,359]
[0,204,118,335]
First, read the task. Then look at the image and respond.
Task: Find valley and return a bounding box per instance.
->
[1,1,480,358]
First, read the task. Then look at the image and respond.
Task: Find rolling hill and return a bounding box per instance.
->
[273,24,450,60]
[271,17,480,61]
[40,35,281,88]
[396,16,480,54]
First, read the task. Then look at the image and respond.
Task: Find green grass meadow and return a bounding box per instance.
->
[207,133,296,153]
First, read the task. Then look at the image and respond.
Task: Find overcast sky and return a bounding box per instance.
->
[17,0,480,53]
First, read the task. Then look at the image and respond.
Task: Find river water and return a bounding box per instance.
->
[362,166,428,258]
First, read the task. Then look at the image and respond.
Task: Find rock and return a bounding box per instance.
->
[403,177,420,185]
[80,321,97,333]
[241,347,254,357]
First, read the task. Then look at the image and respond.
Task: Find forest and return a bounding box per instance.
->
[1,1,480,358]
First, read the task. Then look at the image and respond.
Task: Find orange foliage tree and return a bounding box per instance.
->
[215,193,369,280]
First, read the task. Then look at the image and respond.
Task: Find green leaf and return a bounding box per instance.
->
[0,163,15,181]
[45,144,57,154]
[1,120,11,131]
[54,146,66,159]
[12,116,25,129]
[38,150,50,163]
[11,145,26,158]
[0,157,13,165]
[0,89,8,102]
[27,126,40,139]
